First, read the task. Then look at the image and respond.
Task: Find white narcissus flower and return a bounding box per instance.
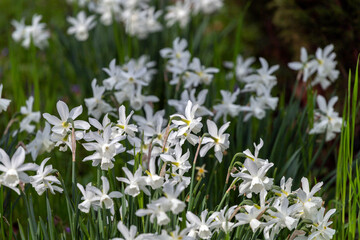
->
[82,125,125,170]
[267,198,301,231]
[160,144,191,174]
[288,47,316,82]
[242,138,268,168]
[116,167,150,197]
[165,0,191,29]
[112,105,138,138]
[185,58,219,88]
[136,202,170,226]
[0,84,11,113]
[213,89,241,122]
[309,95,342,141]
[67,11,96,41]
[224,55,255,82]
[200,120,230,163]
[11,18,26,43]
[308,208,336,240]
[160,37,191,73]
[145,157,163,189]
[186,210,220,239]
[85,79,114,119]
[0,147,38,194]
[27,123,55,161]
[43,100,90,135]
[171,100,203,137]
[296,177,323,219]
[113,221,142,240]
[29,158,63,195]
[215,205,241,233]
[192,0,224,14]
[16,14,50,49]
[77,182,100,213]
[19,96,41,133]
[154,182,186,214]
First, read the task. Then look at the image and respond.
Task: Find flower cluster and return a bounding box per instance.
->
[11,14,50,49]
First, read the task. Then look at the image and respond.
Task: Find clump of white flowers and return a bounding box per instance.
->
[11,14,50,49]
[67,11,96,41]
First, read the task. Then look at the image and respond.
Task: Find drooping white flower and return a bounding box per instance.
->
[116,167,149,197]
[200,120,230,163]
[19,96,41,133]
[213,89,241,122]
[85,79,114,119]
[67,11,96,41]
[0,84,11,113]
[0,147,38,194]
[309,95,342,141]
[29,158,63,195]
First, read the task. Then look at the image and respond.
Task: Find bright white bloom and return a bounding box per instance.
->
[19,96,40,133]
[192,0,224,14]
[184,58,219,88]
[93,0,122,26]
[133,104,165,132]
[213,89,241,122]
[171,100,203,136]
[288,47,316,82]
[29,158,63,195]
[267,197,300,231]
[85,79,114,119]
[309,95,342,141]
[43,100,90,135]
[11,19,26,43]
[103,59,122,90]
[77,182,101,213]
[224,55,255,82]
[83,125,125,170]
[113,221,142,240]
[215,205,241,233]
[116,167,149,197]
[145,157,164,189]
[242,138,268,168]
[186,210,220,239]
[112,105,138,138]
[200,120,230,163]
[154,182,186,214]
[0,147,38,194]
[0,84,11,113]
[165,0,191,29]
[296,177,323,219]
[160,144,191,174]
[308,208,336,240]
[232,159,273,198]
[67,11,96,41]
[136,202,170,225]
[311,44,339,89]
[27,123,54,161]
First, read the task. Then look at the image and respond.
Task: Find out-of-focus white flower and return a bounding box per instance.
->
[103,59,122,90]
[29,158,63,195]
[0,147,38,194]
[117,167,149,197]
[27,123,54,161]
[154,182,186,214]
[85,79,114,119]
[309,95,342,141]
[224,55,255,82]
[67,11,96,41]
[184,58,219,88]
[136,202,170,225]
[12,14,50,49]
[213,89,241,122]
[0,84,11,113]
[113,221,143,240]
[288,47,316,82]
[77,182,100,213]
[19,96,40,133]
[311,44,339,89]
[200,120,230,163]
[192,0,224,14]
[93,0,122,26]
[165,0,191,29]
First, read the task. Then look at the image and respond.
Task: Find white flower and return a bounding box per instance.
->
[309,95,342,141]
[67,11,96,41]
[165,0,191,29]
[154,182,186,214]
[21,14,50,49]
[160,144,191,174]
[103,59,122,90]
[145,157,164,189]
[27,123,54,161]
[83,125,125,170]
[0,84,11,113]
[11,18,26,43]
[192,0,224,14]
[112,105,138,138]
[232,159,273,198]
[308,208,336,240]
[171,100,203,137]
[288,47,316,82]
[136,202,170,225]
[133,104,165,132]
[296,177,323,219]
[215,205,241,233]
[85,79,114,119]
[0,147,38,194]
[116,167,150,197]
[311,44,339,89]
[43,100,90,135]
[186,210,220,239]
[19,96,41,133]
[200,120,230,163]
[114,221,142,240]
[213,89,241,122]
[29,158,63,195]
[77,182,101,213]
[184,58,219,87]
[224,55,255,82]
[242,138,268,168]
[267,197,301,231]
